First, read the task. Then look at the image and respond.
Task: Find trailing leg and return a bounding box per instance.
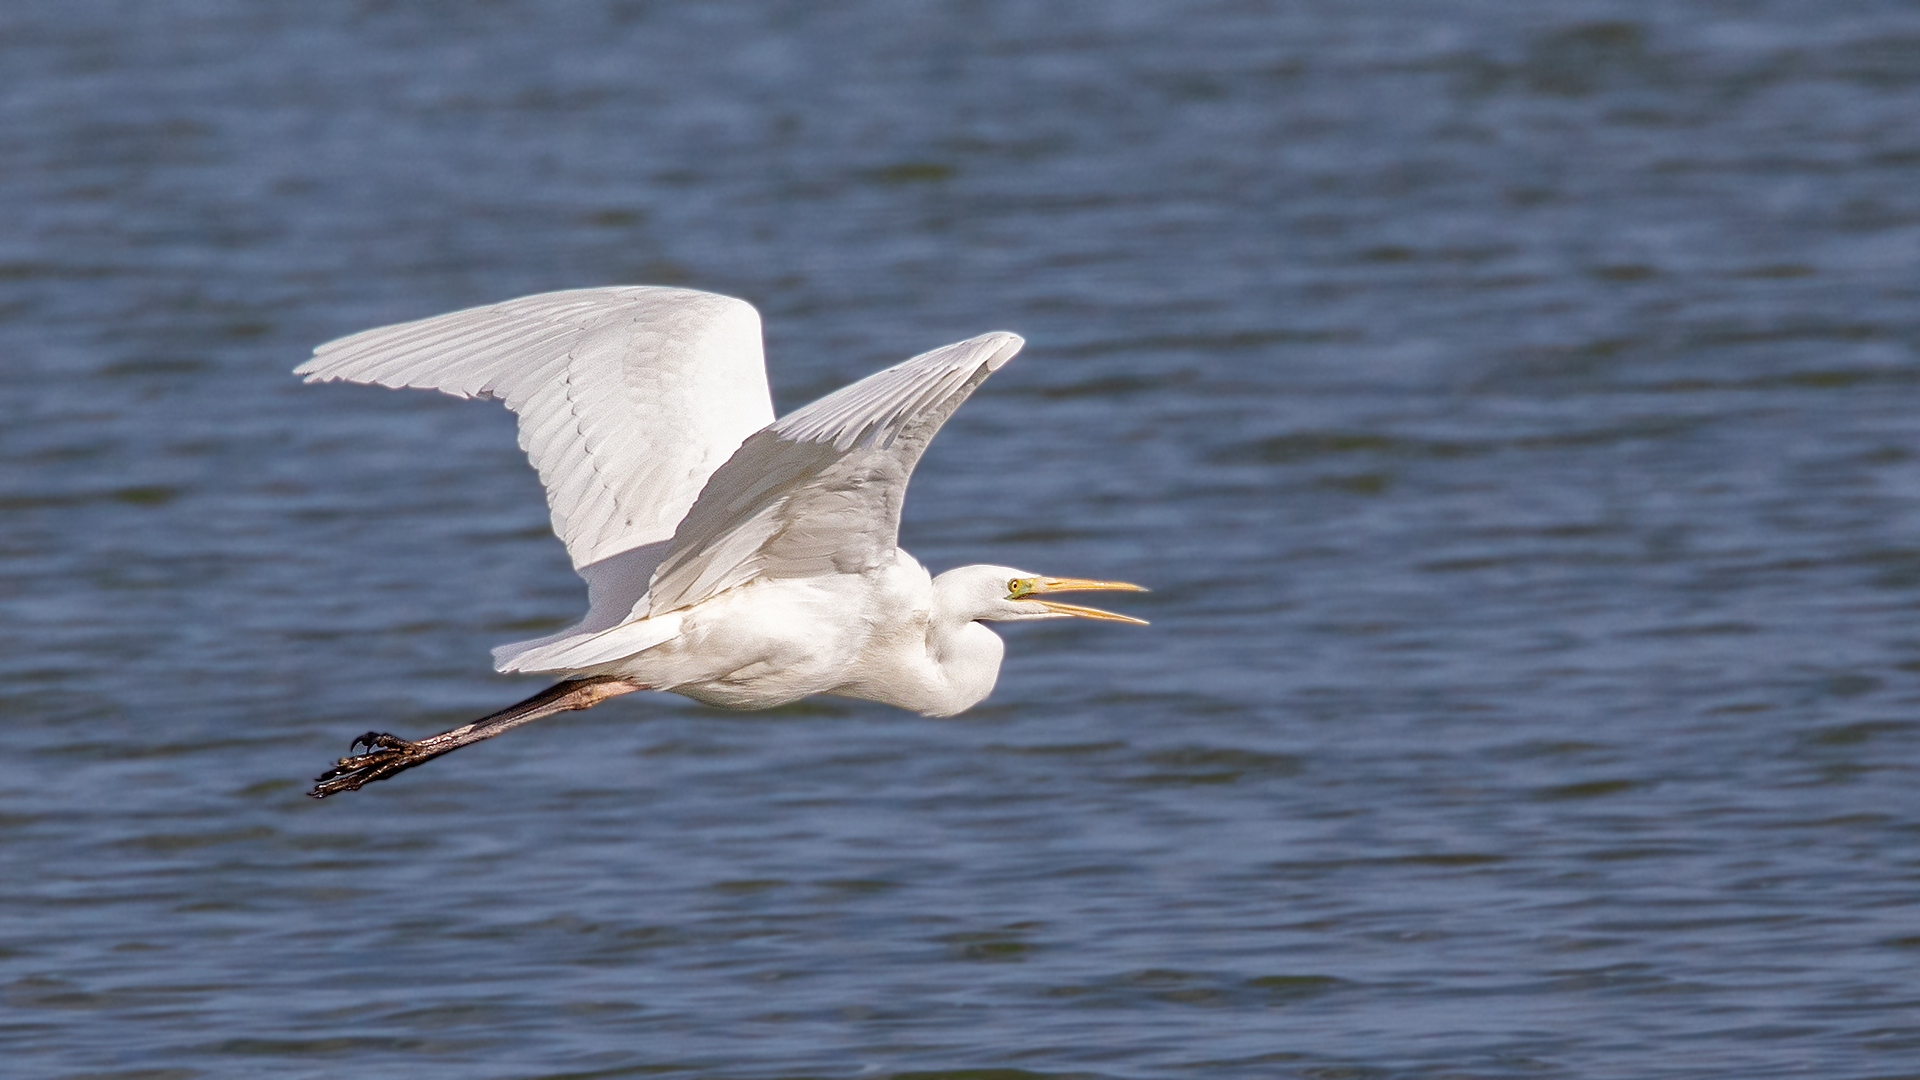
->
[308,675,644,798]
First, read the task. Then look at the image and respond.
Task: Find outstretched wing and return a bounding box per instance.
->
[496,329,1023,674]
[644,331,1024,617]
[295,287,775,573]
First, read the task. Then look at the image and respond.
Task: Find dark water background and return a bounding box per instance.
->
[5,2,1920,1077]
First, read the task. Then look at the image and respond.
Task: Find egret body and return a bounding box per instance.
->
[298,287,1144,797]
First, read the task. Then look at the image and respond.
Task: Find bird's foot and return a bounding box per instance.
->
[305,677,645,800]
[309,732,430,798]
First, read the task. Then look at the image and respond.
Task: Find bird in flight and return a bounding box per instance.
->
[297,287,1146,798]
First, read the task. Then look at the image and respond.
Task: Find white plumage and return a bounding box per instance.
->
[299,286,1144,797]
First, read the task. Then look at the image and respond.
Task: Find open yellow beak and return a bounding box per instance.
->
[1031,577,1149,625]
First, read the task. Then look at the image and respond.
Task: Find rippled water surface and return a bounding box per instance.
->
[5,2,1920,1077]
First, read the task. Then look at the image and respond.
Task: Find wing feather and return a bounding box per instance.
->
[297,286,775,570]
[642,331,1023,617]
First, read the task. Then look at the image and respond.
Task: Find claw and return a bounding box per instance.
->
[350,731,409,754]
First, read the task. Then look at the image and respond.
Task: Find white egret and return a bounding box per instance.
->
[298,287,1146,798]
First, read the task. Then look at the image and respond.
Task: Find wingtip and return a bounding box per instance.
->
[984,332,1024,370]
[292,347,332,380]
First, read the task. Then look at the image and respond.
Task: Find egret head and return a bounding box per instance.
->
[937,564,1149,624]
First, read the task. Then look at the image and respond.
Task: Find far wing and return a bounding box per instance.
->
[295,287,775,573]
[642,331,1024,617]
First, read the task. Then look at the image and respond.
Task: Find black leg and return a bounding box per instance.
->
[308,675,644,798]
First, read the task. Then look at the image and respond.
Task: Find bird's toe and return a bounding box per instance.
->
[310,741,422,798]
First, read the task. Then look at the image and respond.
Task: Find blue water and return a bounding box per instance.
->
[5,2,1920,1077]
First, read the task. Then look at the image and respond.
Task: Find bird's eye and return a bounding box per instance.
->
[1008,578,1020,593]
